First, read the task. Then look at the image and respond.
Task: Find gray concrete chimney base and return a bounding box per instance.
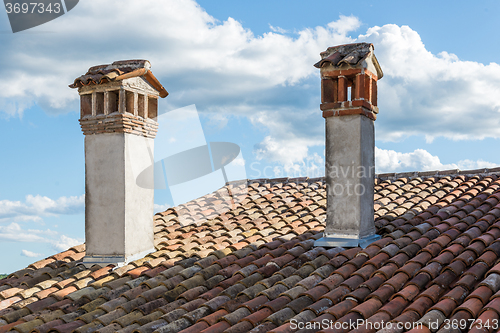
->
[314,234,381,249]
[81,247,155,268]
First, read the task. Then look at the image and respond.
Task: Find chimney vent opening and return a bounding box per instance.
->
[138,94,146,118]
[80,94,91,117]
[321,79,337,104]
[125,91,135,115]
[95,92,104,115]
[148,96,158,120]
[106,90,119,114]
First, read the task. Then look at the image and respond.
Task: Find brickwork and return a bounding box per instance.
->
[71,60,166,139]
[315,43,382,120]
[79,113,159,138]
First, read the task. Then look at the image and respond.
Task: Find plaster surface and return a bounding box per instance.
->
[84,133,154,265]
[324,114,376,239]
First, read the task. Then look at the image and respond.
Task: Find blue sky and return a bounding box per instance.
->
[1,0,499,273]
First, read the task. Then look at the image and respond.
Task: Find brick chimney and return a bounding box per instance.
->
[70,60,168,266]
[313,43,383,248]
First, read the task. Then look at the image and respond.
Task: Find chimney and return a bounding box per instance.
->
[69,60,168,267]
[313,43,383,248]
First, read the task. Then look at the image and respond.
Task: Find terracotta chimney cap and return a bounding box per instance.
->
[69,59,168,98]
[314,42,383,79]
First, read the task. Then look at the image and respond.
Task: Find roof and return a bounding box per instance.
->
[1,169,500,333]
[69,60,168,98]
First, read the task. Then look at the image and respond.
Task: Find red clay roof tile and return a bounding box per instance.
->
[2,173,500,333]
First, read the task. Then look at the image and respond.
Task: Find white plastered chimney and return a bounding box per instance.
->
[70,60,168,266]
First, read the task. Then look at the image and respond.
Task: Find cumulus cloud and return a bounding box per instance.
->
[52,235,81,251]
[269,25,288,34]
[0,223,46,242]
[0,194,84,222]
[0,222,82,252]
[274,152,324,178]
[0,194,84,254]
[0,1,359,169]
[375,147,499,173]
[154,203,171,213]
[251,106,324,166]
[0,0,358,117]
[359,25,500,142]
[255,136,310,165]
[250,148,324,179]
[252,23,500,167]
[1,1,498,169]
[21,250,42,258]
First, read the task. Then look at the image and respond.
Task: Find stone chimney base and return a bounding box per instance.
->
[82,248,155,268]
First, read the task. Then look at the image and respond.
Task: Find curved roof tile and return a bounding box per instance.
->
[1,170,500,332]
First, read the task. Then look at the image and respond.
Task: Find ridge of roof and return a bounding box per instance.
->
[377,166,500,181]
[227,166,500,186]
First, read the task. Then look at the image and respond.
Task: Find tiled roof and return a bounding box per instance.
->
[69,60,168,98]
[1,170,500,333]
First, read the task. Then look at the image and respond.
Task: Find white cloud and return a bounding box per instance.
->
[21,250,42,258]
[251,149,324,179]
[358,25,500,142]
[0,194,84,222]
[0,1,358,117]
[1,1,498,169]
[154,203,171,213]
[0,194,84,254]
[375,147,499,173]
[269,25,288,34]
[251,106,324,167]
[52,235,80,252]
[0,223,46,242]
[0,222,82,252]
[204,113,229,131]
[255,136,310,165]
[275,152,324,178]
[231,156,246,167]
[455,159,499,170]
[253,23,500,167]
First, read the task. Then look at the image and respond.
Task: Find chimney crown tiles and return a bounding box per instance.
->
[314,42,383,80]
[69,59,167,97]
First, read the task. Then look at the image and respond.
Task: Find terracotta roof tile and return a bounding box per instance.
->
[3,173,500,333]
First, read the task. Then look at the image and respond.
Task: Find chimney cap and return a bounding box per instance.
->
[69,59,168,98]
[314,42,383,79]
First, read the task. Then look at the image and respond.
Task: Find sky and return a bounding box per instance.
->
[1,0,500,273]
